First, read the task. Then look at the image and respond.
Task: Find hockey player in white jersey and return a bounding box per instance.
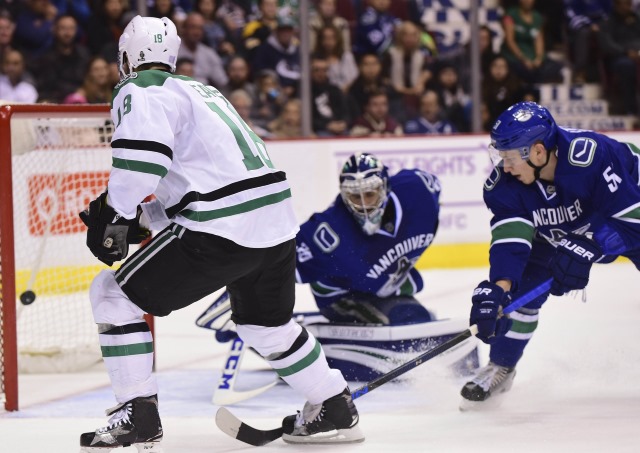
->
[78,16,363,451]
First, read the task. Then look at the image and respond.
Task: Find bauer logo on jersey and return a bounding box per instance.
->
[568,137,597,167]
[313,222,340,253]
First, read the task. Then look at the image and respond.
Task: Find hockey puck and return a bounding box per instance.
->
[20,290,36,305]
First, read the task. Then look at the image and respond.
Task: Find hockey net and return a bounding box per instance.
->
[0,104,118,411]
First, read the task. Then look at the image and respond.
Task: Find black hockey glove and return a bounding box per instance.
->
[79,192,150,266]
[549,234,603,296]
[470,281,513,344]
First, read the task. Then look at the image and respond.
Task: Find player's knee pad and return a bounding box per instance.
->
[90,270,146,326]
[236,319,302,358]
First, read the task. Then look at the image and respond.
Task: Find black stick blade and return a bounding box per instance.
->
[216,407,284,446]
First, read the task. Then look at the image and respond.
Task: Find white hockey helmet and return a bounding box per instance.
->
[118,15,181,79]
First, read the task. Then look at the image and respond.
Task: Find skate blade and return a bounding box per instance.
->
[459,392,507,412]
[80,442,163,453]
[282,426,365,444]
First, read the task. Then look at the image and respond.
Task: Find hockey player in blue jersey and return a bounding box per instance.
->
[461,101,640,409]
[295,152,478,380]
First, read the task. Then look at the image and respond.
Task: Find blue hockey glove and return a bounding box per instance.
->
[79,192,150,266]
[470,281,513,344]
[550,234,603,296]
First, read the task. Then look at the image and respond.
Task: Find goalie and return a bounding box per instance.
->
[294,152,477,380]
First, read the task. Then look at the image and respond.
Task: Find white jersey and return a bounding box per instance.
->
[108,70,298,248]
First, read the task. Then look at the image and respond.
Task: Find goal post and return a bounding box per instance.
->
[0,104,154,411]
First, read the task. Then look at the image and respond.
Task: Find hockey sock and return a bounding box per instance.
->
[489,308,539,368]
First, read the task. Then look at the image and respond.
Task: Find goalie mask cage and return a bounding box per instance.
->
[0,104,154,411]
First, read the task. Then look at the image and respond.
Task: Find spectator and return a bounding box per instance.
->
[483,55,527,127]
[194,0,235,60]
[350,90,403,137]
[86,0,130,56]
[63,56,111,104]
[0,49,38,102]
[216,0,249,52]
[564,0,612,83]
[13,0,57,57]
[312,24,358,92]
[0,14,15,73]
[228,88,272,138]
[50,0,91,25]
[149,0,182,25]
[252,16,300,97]
[242,0,278,59]
[353,0,399,56]
[268,98,303,138]
[309,0,351,51]
[219,55,256,98]
[501,0,564,84]
[175,57,195,77]
[31,15,90,103]
[310,56,349,136]
[404,90,456,135]
[251,68,285,129]
[383,20,432,121]
[430,62,471,132]
[347,52,389,120]
[598,0,640,114]
[178,12,228,87]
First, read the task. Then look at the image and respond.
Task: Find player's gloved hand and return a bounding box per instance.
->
[549,234,603,296]
[470,281,513,344]
[79,192,149,266]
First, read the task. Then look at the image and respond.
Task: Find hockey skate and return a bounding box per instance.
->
[459,362,516,411]
[80,395,163,452]
[282,388,364,444]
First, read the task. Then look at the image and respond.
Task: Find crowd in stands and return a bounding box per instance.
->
[2,0,640,138]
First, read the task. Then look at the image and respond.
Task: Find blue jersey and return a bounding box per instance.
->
[484,127,640,288]
[295,169,441,309]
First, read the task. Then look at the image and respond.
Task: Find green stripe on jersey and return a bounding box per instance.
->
[113,157,168,177]
[626,143,640,156]
[181,189,291,221]
[101,342,153,357]
[618,205,640,221]
[491,221,534,245]
[112,70,192,105]
[274,340,322,377]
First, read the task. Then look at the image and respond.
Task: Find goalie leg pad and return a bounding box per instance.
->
[237,320,347,405]
[306,317,479,382]
[90,270,157,403]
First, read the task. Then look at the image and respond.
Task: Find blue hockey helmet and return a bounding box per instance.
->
[339,153,389,235]
[489,102,557,166]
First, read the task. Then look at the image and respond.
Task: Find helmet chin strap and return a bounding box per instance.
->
[525,146,554,181]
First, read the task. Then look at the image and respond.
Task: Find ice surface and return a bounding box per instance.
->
[2,264,639,452]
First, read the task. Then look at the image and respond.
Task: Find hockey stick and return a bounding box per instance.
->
[215,278,554,446]
[199,290,280,404]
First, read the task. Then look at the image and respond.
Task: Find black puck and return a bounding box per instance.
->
[20,290,36,305]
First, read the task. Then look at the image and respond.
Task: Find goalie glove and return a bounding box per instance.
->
[79,192,151,266]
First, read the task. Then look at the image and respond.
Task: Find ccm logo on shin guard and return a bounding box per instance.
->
[558,238,596,261]
[218,337,244,390]
[473,288,492,296]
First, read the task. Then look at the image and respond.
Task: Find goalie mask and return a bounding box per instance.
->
[118,15,181,79]
[339,153,389,235]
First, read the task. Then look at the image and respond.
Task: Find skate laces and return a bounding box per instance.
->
[294,401,324,428]
[97,403,133,433]
[473,363,511,391]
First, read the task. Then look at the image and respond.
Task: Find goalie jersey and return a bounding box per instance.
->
[108,70,298,248]
[295,169,441,309]
[486,127,640,289]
